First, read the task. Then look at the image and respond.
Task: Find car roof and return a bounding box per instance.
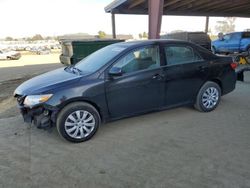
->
[114,39,191,48]
[225,32,243,35]
[166,31,206,35]
[112,39,215,59]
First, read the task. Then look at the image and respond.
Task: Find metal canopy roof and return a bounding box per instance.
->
[105,0,250,17]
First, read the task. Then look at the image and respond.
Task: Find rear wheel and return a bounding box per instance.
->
[56,102,101,143]
[194,81,221,112]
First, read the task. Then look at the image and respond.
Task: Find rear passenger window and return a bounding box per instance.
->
[164,46,203,66]
[242,32,250,38]
[231,33,241,40]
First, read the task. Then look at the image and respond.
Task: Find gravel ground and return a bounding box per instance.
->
[0,60,250,188]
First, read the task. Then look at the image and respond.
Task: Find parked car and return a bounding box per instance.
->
[59,39,124,65]
[36,47,51,55]
[0,49,21,60]
[161,32,211,50]
[212,32,250,54]
[14,40,237,142]
[30,47,38,53]
[25,46,31,51]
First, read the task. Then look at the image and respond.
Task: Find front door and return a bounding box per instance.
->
[105,45,165,118]
[227,33,241,52]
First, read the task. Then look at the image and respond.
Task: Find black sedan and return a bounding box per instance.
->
[14,40,237,142]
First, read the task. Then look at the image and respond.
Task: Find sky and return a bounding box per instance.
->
[1,0,250,38]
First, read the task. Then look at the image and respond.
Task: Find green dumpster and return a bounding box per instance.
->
[59,39,124,65]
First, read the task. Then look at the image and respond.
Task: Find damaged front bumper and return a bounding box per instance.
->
[19,105,58,129]
[16,95,58,129]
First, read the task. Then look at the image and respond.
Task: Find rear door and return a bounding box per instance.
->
[240,32,250,51]
[105,45,165,118]
[227,33,241,52]
[162,43,210,106]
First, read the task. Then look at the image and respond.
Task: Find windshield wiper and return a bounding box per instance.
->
[65,65,82,75]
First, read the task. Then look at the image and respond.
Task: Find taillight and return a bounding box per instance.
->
[230,63,237,70]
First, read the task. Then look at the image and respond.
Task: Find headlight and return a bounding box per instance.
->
[24,94,53,108]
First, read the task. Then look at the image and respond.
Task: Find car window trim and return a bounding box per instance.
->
[109,65,164,80]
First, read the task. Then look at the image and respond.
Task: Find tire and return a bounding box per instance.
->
[56,102,101,143]
[194,81,221,112]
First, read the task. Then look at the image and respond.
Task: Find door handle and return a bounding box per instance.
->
[198,66,206,72]
[152,74,164,80]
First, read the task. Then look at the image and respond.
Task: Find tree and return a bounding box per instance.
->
[98,31,106,39]
[142,32,148,39]
[26,37,32,41]
[5,36,13,41]
[215,17,236,34]
[45,36,53,40]
[31,34,44,41]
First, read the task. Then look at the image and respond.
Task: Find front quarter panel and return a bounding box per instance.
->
[45,77,108,119]
[212,40,220,49]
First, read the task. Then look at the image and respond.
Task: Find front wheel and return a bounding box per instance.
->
[56,102,101,143]
[194,81,221,112]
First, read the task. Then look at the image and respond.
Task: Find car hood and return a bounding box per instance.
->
[212,39,219,44]
[14,67,84,95]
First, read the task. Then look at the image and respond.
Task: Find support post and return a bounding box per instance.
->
[148,0,164,39]
[111,13,116,39]
[205,16,209,33]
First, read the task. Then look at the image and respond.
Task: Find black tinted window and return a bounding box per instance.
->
[75,44,126,73]
[113,46,160,74]
[242,32,250,38]
[164,46,203,65]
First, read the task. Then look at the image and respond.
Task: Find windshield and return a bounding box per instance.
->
[75,44,126,73]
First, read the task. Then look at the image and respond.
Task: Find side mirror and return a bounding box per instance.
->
[109,67,123,77]
[220,37,225,41]
[218,32,224,41]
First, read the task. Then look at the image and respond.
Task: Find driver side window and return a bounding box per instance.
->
[113,46,160,74]
[224,34,231,40]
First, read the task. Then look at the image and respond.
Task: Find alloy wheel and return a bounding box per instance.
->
[64,110,95,139]
[202,87,219,109]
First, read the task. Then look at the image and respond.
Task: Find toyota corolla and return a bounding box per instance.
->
[14,40,237,142]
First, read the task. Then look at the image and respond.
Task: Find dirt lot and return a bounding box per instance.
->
[0,53,62,119]
[0,52,62,82]
[0,55,250,188]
